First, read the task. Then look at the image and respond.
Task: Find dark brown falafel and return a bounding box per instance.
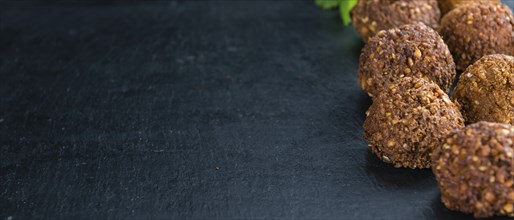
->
[432,122,514,218]
[437,0,500,15]
[439,3,514,71]
[351,0,441,42]
[358,23,456,97]
[363,77,464,169]
[452,54,514,124]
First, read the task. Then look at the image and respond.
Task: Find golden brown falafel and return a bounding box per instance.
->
[351,0,441,42]
[439,3,514,71]
[358,23,456,97]
[364,77,464,169]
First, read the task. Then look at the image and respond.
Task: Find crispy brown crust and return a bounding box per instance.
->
[437,0,500,15]
[432,122,514,218]
[452,54,514,124]
[363,77,464,169]
[358,23,456,97]
[351,0,440,42]
[438,3,514,71]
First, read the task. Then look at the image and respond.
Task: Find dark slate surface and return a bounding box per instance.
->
[0,0,512,219]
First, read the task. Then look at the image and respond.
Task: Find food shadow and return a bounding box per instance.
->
[364,151,436,190]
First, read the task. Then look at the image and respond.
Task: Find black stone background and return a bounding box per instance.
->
[1,0,513,219]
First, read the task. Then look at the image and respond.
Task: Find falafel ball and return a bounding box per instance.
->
[358,23,456,97]
[432,122,514,218]
[437,0,500,15]
[439,3,514,71]
[351,0,441,42]
[452,54,514,124]
[363,77,464,169]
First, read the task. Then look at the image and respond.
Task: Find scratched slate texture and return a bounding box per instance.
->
[0,0,512,219]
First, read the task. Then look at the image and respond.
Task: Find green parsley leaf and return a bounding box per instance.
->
[339,0,357,25]
[315,0,341,10]
[315,0,357,26]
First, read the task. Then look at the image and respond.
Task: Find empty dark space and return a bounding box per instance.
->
[0,0,512,219]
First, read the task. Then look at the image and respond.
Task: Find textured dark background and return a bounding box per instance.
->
[1,0,513,219]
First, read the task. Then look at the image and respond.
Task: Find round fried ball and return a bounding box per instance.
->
[358,23,456,97]
[351,0,441,42]
[432,122,514,218]
[439,3,514,71]
[363,77,464,169]
[437,0,500,15]
[452,54,514,124]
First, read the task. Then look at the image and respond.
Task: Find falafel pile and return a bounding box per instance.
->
[347,0,514,217]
